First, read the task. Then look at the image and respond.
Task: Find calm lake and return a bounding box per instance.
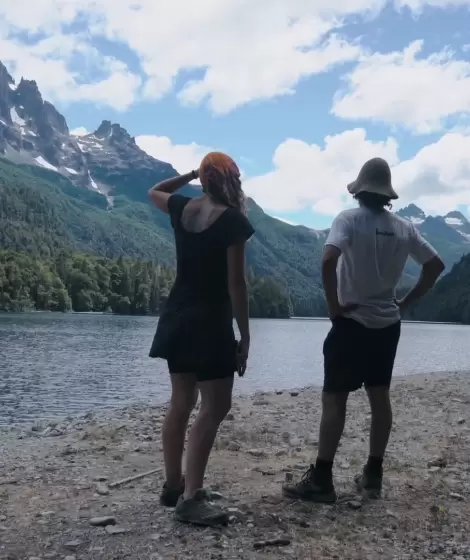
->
[1,313,470,425]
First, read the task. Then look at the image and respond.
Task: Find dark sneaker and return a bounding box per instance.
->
[160,479,185,507]
[174,489,229,526]
[355,469,382,499]
[282,465,337,503]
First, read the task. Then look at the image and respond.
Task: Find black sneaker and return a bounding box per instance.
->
[282,465,337,503]
[355,469,382,499]
[174,489,229,526]
[160,478,185,507]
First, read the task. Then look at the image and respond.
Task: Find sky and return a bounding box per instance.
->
[1,1,470,228]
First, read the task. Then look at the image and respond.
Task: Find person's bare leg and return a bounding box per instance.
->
[317,391,349,461]
[283,391,348,502]
[184,376,233,498]
[367,385,393,460]
[162,374,198,488]
[355,385,392,496]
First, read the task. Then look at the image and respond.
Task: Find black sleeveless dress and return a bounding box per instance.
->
[149,194,254,380]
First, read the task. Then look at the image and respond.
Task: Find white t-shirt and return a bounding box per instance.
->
[325,207,438,329]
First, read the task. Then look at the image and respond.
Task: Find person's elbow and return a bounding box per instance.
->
[423,255,445,279]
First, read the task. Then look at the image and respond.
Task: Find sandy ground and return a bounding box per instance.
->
[0,372,469,560]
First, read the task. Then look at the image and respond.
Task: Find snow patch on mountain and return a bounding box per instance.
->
[35,156,58,171]
[445,217,464,226]
[11,108,25,127]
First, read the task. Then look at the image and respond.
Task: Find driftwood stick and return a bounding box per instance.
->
[109,468,160,489]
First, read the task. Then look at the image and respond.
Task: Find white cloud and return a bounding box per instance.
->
[70,127,89,136]
[0,0,376,113]
[274,216,300,226]
[244,128,470,217]
[136,135,213,178]
[332,40,470,134]
[244,129,399,214]
[2,1,470,114]
[0,25,141,111]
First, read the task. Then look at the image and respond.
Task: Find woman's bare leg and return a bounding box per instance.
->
[162,374,198,488]
[184,376,234,498]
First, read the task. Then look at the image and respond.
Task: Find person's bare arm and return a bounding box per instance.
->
[322,245,342,319]
[322,245,357,319]
[148,170,198,213]
[228,242,250,375]
[398,256,445,311]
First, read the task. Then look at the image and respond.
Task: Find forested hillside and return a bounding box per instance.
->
[0,157,326,315]
[0,250,293,318]
[408,254,470,324]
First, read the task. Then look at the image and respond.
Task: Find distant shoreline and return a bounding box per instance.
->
[0,310,465,325]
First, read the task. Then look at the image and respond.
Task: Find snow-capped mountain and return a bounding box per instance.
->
[0,61,176,207]
[443,211,470,239]
[396,203,427,225]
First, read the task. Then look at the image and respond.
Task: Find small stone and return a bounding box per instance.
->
[276,391,283,395]
[428,457,447,468]
[457,418,466,425]
[207,491,224,501]
[105,525,128,535]
[247,449,266,458]
[254,538,292,550]
[450,492,465,501]
[347,500,362,510]
[290,392,299,397]
[64,541,83,551]
[94,476,108,482]
[225,413,235,421]
[95,483,110,496]
[89,516,117,527]
[285,472,293,482]
[227,441,241,452]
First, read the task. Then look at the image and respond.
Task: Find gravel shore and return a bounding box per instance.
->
[1,372,469,560]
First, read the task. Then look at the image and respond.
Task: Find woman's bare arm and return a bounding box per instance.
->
[227,242,250,341]
[148,170,198,213]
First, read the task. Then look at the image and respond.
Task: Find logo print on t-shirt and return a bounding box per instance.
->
[375,228,395,237]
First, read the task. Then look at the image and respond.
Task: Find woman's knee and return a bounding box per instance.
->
[170,388,198,418]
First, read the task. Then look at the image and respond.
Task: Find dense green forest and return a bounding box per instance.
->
[0,250,293,318]
[407,254,470,324]
[0,157,326,316]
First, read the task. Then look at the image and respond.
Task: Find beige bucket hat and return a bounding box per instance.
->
[347,157,398,200]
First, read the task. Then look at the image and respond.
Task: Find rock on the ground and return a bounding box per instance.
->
[89,516,117,527]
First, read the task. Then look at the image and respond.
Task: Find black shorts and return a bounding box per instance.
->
[167,358,235,383]
[323,316,401,393]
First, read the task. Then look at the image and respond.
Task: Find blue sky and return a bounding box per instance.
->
[2,0,470,228]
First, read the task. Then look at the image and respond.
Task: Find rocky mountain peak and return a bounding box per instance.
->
[94,120,112,138]
[0,61,15,123]
[396,203,426,224]
[0,61,14,88]
[444,210,468,224]
[93,120,135,145]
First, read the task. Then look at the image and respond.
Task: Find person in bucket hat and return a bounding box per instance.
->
[283,157,445,503]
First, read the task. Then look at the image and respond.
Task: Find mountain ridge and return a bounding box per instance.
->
[1,59,469,316]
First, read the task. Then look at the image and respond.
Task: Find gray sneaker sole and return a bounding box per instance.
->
[282,486,337,504]
[174,510,229,527]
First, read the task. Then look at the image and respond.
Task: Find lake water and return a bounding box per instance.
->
[1,313,470,425]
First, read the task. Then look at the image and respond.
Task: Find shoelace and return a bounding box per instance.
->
[299,465,315,485]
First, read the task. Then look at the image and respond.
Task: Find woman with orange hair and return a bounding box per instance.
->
[148,152,254,526]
